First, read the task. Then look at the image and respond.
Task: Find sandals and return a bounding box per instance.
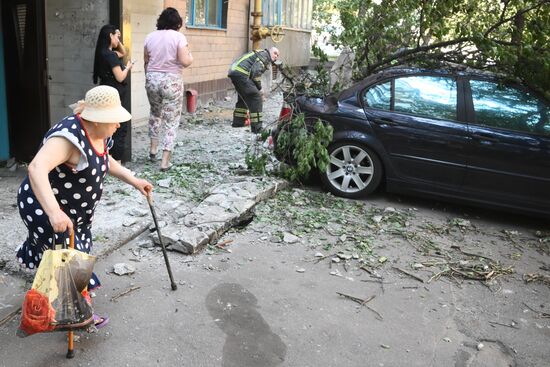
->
[149,153,157,162]
[160,163,173,172]
[92,314,109,329]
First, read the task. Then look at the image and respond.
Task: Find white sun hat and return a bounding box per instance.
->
[70,85,131,123]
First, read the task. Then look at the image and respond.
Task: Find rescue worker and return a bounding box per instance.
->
[228,47,280,133]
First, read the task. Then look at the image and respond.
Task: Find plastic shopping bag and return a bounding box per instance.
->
[18,248,96,337]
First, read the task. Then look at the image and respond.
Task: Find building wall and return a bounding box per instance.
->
[170,0,251,105]
[261,28,311,67]
[46,0,109,124]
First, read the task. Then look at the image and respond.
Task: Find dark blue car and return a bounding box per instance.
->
[287,67,550,218]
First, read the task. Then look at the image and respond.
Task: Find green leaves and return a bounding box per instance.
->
[275,113,334,182]
[315,0,550,97]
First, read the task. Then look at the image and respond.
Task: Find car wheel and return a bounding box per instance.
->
[321,141,383,198]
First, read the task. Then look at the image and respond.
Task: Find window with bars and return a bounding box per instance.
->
[264,0,313,30]
[186,0,228,29]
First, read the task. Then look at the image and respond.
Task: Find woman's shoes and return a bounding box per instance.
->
[160,163,173,172]
[92,314,109,329]
[149,153,157,162]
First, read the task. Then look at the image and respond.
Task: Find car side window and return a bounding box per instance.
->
[394,76,457,120]
[470,80,549,135]
[363,82,391,110]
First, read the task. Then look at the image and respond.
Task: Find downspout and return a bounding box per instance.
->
[251,0,262,49]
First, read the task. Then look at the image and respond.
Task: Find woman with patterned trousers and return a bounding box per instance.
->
[144,7,193,171]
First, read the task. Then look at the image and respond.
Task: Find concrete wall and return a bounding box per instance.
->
[46,0,109,124]
[261,28,311,67]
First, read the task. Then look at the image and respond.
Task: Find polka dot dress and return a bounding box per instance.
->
[16,115,111,290]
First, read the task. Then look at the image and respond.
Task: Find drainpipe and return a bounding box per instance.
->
[251,0,263,50]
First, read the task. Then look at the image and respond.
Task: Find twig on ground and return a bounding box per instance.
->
[336,292,383,320]
[522,302,550,318]
[393,266,425,283]
[216,239,233,248]
[489,320,520,329]
[450,245,496,262]
[110,286,141,302]
[314,252,338,264]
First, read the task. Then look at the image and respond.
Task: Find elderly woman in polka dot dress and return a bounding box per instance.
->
[16,85,152,328]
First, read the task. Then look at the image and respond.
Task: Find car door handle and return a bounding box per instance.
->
[373,117,398,126]
[471,133,499,143]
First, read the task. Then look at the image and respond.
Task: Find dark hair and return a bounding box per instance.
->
[156,7,182,31]
[93,24,117,84]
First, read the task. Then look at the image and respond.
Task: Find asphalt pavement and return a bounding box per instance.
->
[1,92,549,366]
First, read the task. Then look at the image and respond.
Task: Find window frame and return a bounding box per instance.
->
[186,0,228,30]
[360,73,466,122]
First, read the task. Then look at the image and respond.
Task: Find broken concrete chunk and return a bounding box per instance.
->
[157,177,172,188]
[113,263,136,275]
[314,252,324,258]
[296,268,306,273]
[332,257,341,263]
[283,232,299,244]
[149,220,167,231]
[152,224,210,254]
[123,218,137,227]
[128,208,149,217]
[337,253,352,260]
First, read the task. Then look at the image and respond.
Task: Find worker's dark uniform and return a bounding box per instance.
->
[228,49,273,133]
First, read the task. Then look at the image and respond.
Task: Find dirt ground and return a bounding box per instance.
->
[1,92,549,366]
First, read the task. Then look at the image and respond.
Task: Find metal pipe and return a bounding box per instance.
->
[251,0,263,49]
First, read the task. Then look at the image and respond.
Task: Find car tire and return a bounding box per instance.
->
[321,141,383,198]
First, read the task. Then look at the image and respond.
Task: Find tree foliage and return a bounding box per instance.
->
[315,0,550,99]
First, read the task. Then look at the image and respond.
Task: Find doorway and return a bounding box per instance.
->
[1,0,49,162]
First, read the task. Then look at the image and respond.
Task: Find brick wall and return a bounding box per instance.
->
[46,0,109,124]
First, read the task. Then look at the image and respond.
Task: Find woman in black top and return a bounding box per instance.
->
[93,25,133,162]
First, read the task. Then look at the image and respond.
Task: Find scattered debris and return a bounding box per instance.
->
[296,268,306,273]
[523,273,550,287]
[443,337,452,343]
[477,342,484,351]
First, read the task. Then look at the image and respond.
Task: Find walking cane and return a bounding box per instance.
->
[67,230,75,359]
[146,193,177,291]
